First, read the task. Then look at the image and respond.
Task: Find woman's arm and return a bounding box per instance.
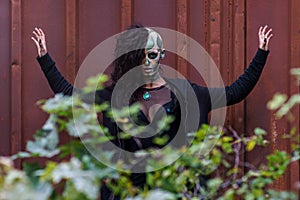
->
[194,25,273,110]
[32,28,74,95]
[223,25,273,107]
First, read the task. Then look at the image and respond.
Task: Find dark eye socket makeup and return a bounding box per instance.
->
[147,52,159,59]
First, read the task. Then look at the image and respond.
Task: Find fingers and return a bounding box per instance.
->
[32,30,39,40]
[258,25,269,37]
[259,25,273,39]
[34,27,42,37]
[265,33,273,46]
[32,30,41,45]
[39,28,45,37]
[31,36,39,46]
[258,26,263,35]
[265,28,273,39]
[31,36,41,57]
[31,30,41,49]
[32,27,47,57]
[258,25,273,51]
[263,27,273,44]
[258,25,271,35]
[261,25,268,35]
[32,27,45,41]
[32,27,47,46]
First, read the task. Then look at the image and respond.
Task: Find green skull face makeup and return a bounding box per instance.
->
[143,28,166,81]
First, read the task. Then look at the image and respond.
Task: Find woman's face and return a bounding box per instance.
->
[142,30,165,81]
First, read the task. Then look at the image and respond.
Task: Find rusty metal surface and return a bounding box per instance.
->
[77,0,121,61]
[245,0,298,191]
[134,0,177,77]
[290,0,300,192]
[0,0,11,156]
[77,0,121,87]
[0,0,299,193]
[188,0,206,86]
[121,0,132,30]
[10,0,22,168]
[21,0,67,152]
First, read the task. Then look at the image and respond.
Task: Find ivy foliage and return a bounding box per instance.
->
[1,72,299,200]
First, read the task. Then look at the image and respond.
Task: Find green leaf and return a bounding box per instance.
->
[22,162,42,186]
[41,94,73,114]
[26,115,60,158]
[222,136,233,142]
[275,94,300,118]
[254,128,267,136]
[267,93,287,110]
[153,135,169,146]
[82,74,108,93]
[50,158,100,199]
[290,68,300,86]
[222,143,233,154]
[63,181,91,200]
[125,189,175,200]
[246,141,256,151]
[10,151,31,160]
[39,161,57,181]
[223,189,234,200]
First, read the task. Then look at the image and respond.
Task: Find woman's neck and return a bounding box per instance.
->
[143,75,166,89]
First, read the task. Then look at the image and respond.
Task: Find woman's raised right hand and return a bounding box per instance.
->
[31,27,48,57]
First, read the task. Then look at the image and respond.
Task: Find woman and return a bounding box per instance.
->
[32,24,272,199]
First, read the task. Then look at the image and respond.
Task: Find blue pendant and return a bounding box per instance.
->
[143,92,151,100]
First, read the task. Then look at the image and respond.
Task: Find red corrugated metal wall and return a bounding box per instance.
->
[1,0,299,193]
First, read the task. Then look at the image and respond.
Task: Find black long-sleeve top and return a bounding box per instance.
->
[37,48,269,192]
[37,48,269,131]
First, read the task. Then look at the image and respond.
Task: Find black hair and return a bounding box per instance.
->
[111,24,149,104]
[111,24,148,84]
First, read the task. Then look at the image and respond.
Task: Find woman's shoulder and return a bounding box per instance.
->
[95,84,114,101]
[164,77,207,91]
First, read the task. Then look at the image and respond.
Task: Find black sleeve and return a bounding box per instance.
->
[224,49,269,106]
[194,49,269,111]
[37,53,75,96]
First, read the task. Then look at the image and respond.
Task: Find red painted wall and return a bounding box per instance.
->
[0,0,299,192]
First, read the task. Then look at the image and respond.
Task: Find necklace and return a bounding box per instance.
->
[142,84,166,101]
[143,92,151,101]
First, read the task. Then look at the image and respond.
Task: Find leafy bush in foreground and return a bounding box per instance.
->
[1,71,299,200]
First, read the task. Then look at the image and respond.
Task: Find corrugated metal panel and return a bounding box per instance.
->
[134,0,178,77]
[0,0,299,193]
[22,0,67,158]
[245,0,299,191]
[78,0,121,64]
[0,0,11,156]
[10,0,22,168]
[290,0,300,192]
